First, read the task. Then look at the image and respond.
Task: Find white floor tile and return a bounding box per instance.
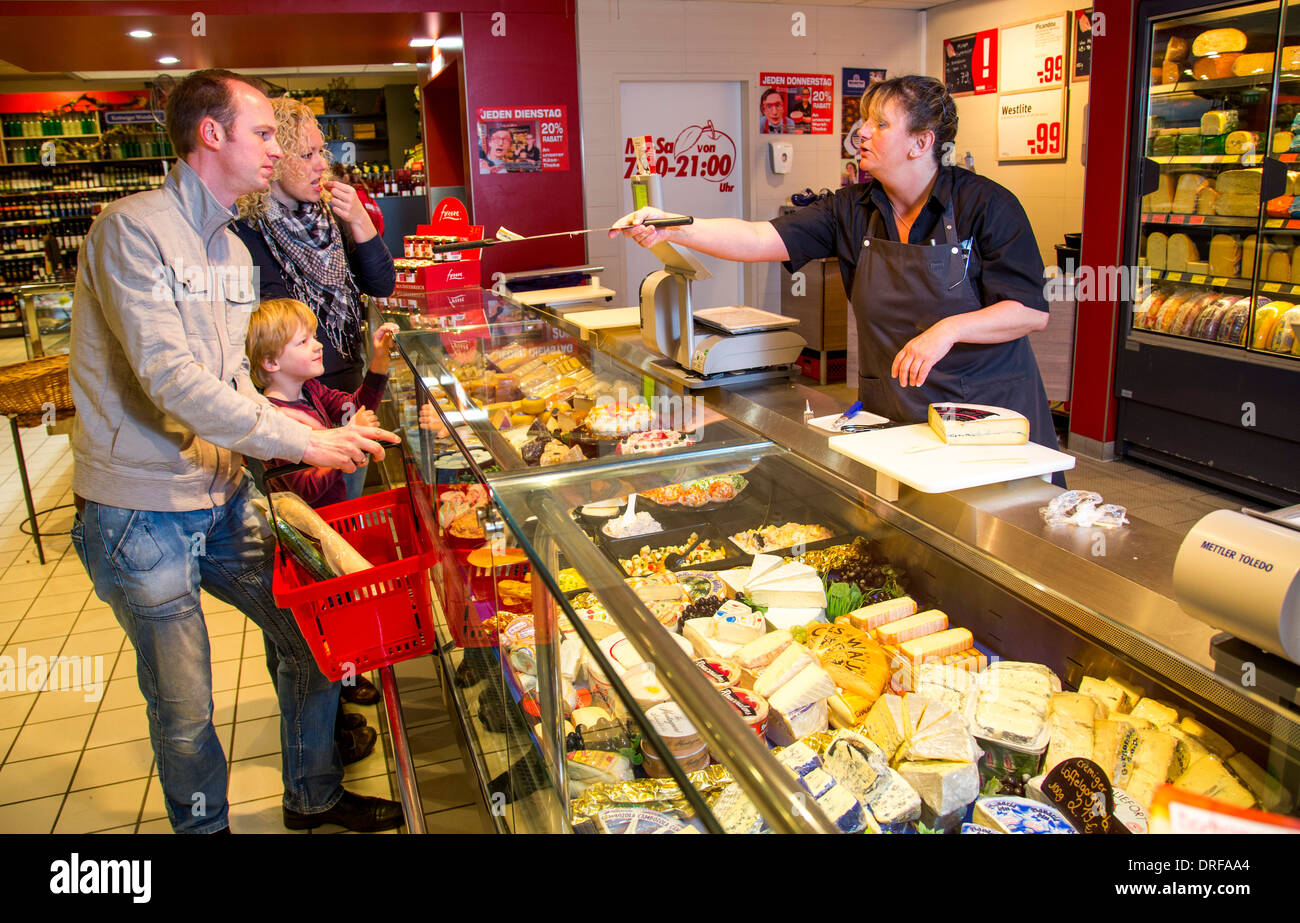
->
[136,817,174,834]
[204,609,247,638]
[0,692,37,730]
[229,793,303,835]
[234,683,279,722]
[6,712,94,762]
[0,750,80,804]
[230,715,280,762]
[97,677,146,712]
[71,737,155,791]
[55,778,149,834]
[208,633,245,664]
[227,753,284,805]
[24,687,102,725]
[0,793,64,833]
[212,689,238,726]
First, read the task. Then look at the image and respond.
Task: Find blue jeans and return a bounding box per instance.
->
[342,464,367,501]
[71,476,344,833]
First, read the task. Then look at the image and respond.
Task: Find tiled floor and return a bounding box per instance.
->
[0,336,489,834]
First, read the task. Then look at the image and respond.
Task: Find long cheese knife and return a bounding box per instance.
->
[429,216,693,253]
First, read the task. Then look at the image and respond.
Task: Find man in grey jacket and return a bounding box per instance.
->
[70,69,402,833]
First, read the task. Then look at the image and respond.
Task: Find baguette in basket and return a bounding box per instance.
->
[256,492,375,576]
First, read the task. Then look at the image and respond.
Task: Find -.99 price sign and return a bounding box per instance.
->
[1037,54,1065,85]
[997,88,1067,162]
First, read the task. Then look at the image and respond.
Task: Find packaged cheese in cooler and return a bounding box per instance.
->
[1161,60,1183,84]
[1232,52,1274,76]
[734,629,793,674]
[1165,232,1198,270]
[818,784,867,833]
[1177,716,1235,758]
[1130,697,1179,727]
[1267,249,1292,281]
[847,596,917,634]
[1105,676,1142,713]
[823,730,892,803]
[766,699,828,746]
[775,740,823,778]
[768,664,835,715]
[866,769,923,827]
[1163,35,1189,61]
[1251,305,1280,348]
[897,760,981,819]
[754,643,818,699]
[1077,676,1124,715]
[1208,234,1241,276]
[1200,109,1239,135]
[1192,27,1247,57]
[896,628,975,682]
[1196,187,1219,215]
[1043,693,1100,773]
[1143,173,1175,213]
[762,606,827,632]
[1216,193,1260,218]
[1173,755,1256,809]
[1225,130,1260,155]
[1170,174,1205,214]
[1275,132,1295,155]
[1216,168,1262,195]
[1285,44,1300,69]
[1193,54,1241,80]
[876,609,949,645]
[1145,232,1168,270]
[1226,753,1294,814]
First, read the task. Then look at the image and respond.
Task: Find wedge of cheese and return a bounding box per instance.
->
[823,729,891,804]
[762,606,827,632]
[863,694,907,760]
[1146,232,1168,270]
[1077,677,1124,715]
[866,768,922,826]
[1216,168,1262,196]
[1208,234,1241,277]
[745,562,827,609]
[1173,755,1256,809]
[1165,725,1211,779]
[903,697,979,763]
[876,609,948,646]
[754,643,817,699]
[1105,676,1142,713]
[847,596,917,634]
[682,618,743,661]
[768,664,835,715]
[766,698,828,746]
[1165,232,1198,270]
[1130,697,1179,728]
[1044,692,1099,773]
[1177,716,1235,759]
[1192,27,1247,57]
[1164,35,1189,61]
[928,404,1029,445]
[1227,753,1294,814]
[1267,249,1292,282]
[1143,172,1175,213]
[1092,719,1125,781]
[1171,174,1205,213]
[898,760,980,819]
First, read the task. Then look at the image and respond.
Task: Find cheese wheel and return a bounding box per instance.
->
[1241,235,1269,274]
[1154,290,1195,330]
[1195,301,1232,340]
[1269,308,1299,352]
[1171,293,1222,336]
[1267,249,1292,282]
[1216,169,1262,195]
[1250,305,1280,349]
[1192,28,1247,57]
[1225,131,1260,155]
[1208,234,1241,277]
[1162,60,1182,84]
[1274,132,1294,155]
[1284,45,1300,71]
[1195,187,1219,215]
[1267,194,1294,218]
[1163,35,1190,62]
[1146,232,1168,271]
[1232,52,1274,77]
[1218,300,1251,345]
[1166,232,1199,270]
[1193,55,1240,81]
[1214,193,1259,218]
[1171,173,1205,213]
[1134,290,1167,329]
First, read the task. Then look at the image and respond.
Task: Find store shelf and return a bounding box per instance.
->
[0,184,160,196]
[1149,72,1284,97]
[2,133,101,141]
[1146,154,1262,165]
[0,218,54,227]
[1141,212,1256,228]
[1148,270,1253,292]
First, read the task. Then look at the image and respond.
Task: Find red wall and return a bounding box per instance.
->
[1070,0,1137,451]
[460,9,586,280]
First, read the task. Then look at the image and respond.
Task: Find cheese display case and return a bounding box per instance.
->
[379,288,1300,834]
[1119,0,1300,502]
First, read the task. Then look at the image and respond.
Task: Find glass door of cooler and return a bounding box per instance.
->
[1134,0,1287,353]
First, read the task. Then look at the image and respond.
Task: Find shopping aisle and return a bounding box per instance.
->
[0,363,490,833]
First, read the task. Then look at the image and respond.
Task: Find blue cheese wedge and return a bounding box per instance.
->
[711,783,765,834]
[801,768,836,800]
[767,699,829,747]
[824,730,892,803]
[897,760,981,817]
[775,741,823,778]
[928,403,1030,445]
[866,769,922,826]
[817,783,866,833]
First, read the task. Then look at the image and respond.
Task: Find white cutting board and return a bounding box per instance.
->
[510,284,617,307]
[568,306,640,339]
[828,423,1074,500]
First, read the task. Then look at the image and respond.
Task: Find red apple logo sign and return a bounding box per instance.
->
[670,121,736,183]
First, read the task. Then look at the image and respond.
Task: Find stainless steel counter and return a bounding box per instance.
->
[549,317,1300,756]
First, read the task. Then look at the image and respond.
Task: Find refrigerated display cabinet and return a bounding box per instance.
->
[1119,0,1300,503]
[378,287,1300,834]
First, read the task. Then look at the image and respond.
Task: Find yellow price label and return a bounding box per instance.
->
[1189,275,1206,284]
[1211,277,1228,286]
[1262,282,1282,292]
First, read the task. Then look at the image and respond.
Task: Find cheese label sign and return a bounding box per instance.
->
[1042,757,1127,834]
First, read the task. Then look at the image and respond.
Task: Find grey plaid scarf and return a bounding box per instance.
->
[259,197,362,363]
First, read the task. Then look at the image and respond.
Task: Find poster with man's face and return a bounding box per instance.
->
[758,73,833,134]
[475,106,568,173]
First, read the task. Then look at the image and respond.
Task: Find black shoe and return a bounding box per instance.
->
[338,711,367,732]
[283,791,404,832]
[341,674,380,706]
[337,726,377,765]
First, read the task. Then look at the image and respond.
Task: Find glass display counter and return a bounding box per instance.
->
[378,287,1300,835]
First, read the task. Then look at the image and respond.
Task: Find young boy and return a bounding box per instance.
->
[247,297,400,506]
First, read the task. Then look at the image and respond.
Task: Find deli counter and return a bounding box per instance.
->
[377,286,1300,835]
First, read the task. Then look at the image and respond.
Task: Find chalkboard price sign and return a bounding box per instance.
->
[1073,9,1094,80]
[1042,757,1128,834]
[944,28,998,97]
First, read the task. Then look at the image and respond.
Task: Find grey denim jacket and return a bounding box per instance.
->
[70,160,311,512]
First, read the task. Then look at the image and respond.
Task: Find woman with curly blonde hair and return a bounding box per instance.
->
[235,96,394,398]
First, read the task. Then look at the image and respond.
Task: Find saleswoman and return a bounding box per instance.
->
[612,75,1059,457]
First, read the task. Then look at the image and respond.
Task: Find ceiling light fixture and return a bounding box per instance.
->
[408,38,435,47]
[128,29,154,39]
[158,56,180,65]
[434,37,463,51]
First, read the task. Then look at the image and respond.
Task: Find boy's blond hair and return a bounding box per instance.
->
[247,298,318,389]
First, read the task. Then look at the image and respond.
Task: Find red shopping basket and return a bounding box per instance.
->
[270,485,437,682]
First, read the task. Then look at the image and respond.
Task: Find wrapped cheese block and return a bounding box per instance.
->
[1226,130,1260,155]
[1165,232,1198,270]
[1200,109,1239,135]
[1208,234,1241,276]
[1170,173,1204,213]
[1232,52,1274,76]
[1193,54,1241,81]
[1044,692,1100,773]
[1135,290,1167,329]
[1153,289,1195,330]
[1227,752,1294,814]
[1241,235,1269,274]
[1192,300,1231,340]
[1163,35,1189,61]
[1192,27,1247,57]
[1125,729,1178,810]
[1216,193,1260,217]
[1143,172,1175,212]
[1201,132,1228,155]
[1161,60,1182,84]
[1266,249,1290,281]
[1251,304,1280,348]
[1268,308,1299,353]
[1267,195,1295,218]
[1151,131,1177,156]
[1217,300,1251,345]
[1216,168,1262,195]
[1173,293,1224,337]
[1195,187,1219,214]
[1274,131,1294,154]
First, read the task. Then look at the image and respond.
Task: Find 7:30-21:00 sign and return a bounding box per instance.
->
[1027,121,1062,156]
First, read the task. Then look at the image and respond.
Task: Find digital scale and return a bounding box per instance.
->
[638,239,806,389]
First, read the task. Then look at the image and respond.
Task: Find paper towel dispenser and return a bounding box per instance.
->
[1173,507,1300,665]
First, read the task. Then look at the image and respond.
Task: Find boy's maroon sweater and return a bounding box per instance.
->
[264,371,386,507]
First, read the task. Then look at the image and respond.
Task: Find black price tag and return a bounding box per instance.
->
[1042,757,1128,834]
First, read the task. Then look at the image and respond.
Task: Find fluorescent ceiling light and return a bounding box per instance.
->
[434,37,463,51]
[409,38,435,47]
[158,56,179,65]
[128,29,154,39]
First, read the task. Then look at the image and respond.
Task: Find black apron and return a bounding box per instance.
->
[851,195,1059,458]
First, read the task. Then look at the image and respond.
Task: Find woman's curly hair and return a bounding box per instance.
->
[236,96,333,222]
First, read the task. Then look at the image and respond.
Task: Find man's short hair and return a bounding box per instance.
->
[246,298,317,390]
[166,68,268,157]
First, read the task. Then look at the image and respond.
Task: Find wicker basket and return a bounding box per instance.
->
[0,354,75,429]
